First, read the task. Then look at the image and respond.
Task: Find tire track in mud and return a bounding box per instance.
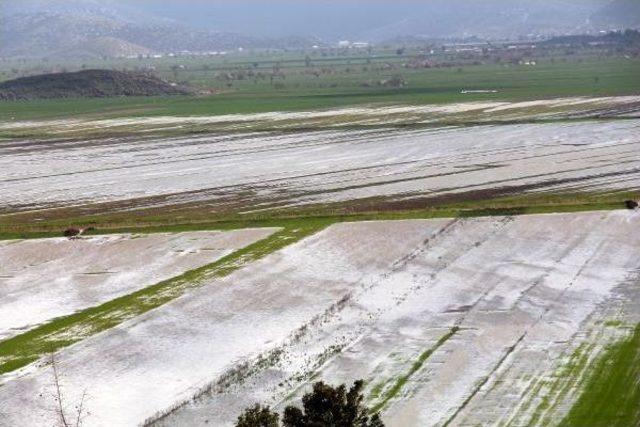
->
[338,218,518,415]
[150,217,517,425]
[50,160,636,218]
[4,120,639,216]
[343,214,623,426]
[0,133,351,184]
[521,270,640,427]
[499,274,640,427]
[443,234,617,427]
[435,166,640,196]
[148,220,466,424]
[442,332,528,427]
[1,127,384,177]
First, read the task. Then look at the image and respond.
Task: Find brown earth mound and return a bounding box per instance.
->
[0,69,192,100]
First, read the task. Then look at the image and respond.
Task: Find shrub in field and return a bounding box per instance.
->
[236,404,279,427]
[283,380,384,427]
[236,380,384,427]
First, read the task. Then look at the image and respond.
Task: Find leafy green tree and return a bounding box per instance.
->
[236,380,384,427]
[282,380,384,427]
[236,404,280,427]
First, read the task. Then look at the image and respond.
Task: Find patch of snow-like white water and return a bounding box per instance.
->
[1,96,638,133]
[1,120,639,214]
[0,212,638,426]
[0,229,277,340]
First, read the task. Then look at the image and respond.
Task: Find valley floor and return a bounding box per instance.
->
[0,229,276,340]
[1,93,638,427]
[1,97,639,218]
[0,211,638,426]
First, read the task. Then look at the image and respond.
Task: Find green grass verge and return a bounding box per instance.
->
[0,58,638,122]
[1,190,636,241]
[0,224,326,375]
[559,324,640,427]
[0,191,635,375]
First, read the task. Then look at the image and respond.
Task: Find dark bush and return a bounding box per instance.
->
[236,404,280,427]
[236,380,384,427]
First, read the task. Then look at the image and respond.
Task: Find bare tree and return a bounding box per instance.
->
[50,353,87,427]
[170,64,181,81]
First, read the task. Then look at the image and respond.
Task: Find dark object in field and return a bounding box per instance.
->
[0,69,192,101]
[624,200,639,210]
[63,227,96,239]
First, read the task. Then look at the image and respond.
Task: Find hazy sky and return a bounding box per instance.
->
[125,0,611,37]
[133,0,434,36]
[3,0,629,39]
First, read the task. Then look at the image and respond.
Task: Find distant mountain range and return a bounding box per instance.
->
[591,0,640,28]
[0,0,323,59]
[357,0,640,42]
[1,0,639,59]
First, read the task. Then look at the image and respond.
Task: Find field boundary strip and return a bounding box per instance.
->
[369,326,460,414]
[0,224,327,376]
[1,188,636,242]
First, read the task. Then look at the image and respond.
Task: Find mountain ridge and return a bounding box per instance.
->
[2,0,639,59]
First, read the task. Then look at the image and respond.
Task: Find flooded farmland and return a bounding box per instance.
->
[0,212,637,426]
[0,229,276,340]
[1,96,639,427]
[2,2,640,423]
[1,118,639,216]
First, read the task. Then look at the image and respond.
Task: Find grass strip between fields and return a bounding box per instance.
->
[369,326,460,414]
[0,224,328,375]
[0,192,636,376]
[442,332,527,427]
[2,115,635,141]
[1,57,638,123]
[559,323,640,427]
[2,189,637,241]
